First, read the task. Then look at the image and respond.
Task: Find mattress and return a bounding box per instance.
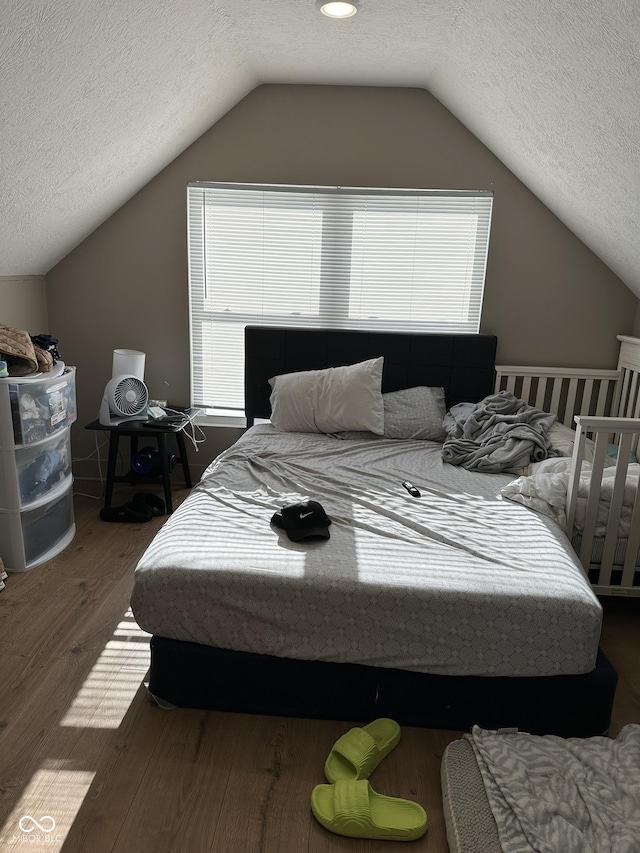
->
[131,425,602,678]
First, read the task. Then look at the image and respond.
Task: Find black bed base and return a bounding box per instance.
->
[148,637,617,738]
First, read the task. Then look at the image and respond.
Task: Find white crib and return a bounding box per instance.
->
[495,335,640,596]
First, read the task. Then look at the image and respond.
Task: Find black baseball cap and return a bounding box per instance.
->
[271,500,332,542]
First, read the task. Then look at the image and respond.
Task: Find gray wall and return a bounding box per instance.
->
[45,85,639,479]
[1,276,47,330]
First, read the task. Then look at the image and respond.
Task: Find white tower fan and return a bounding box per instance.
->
[99,349,149,426]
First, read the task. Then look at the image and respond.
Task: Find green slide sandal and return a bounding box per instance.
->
[324,718,401,783]
[311,779,427,841]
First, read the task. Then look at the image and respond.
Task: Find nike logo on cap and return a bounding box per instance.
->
[300,511,314,519]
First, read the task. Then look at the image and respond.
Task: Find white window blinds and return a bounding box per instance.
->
[188,182,493,411]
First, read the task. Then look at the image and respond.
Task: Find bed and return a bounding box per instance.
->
[131,326,621,737]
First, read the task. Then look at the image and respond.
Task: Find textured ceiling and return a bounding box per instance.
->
[1,0,639,298]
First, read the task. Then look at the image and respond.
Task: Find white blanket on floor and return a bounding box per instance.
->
[501,457,640,536]
[468,724,640,853]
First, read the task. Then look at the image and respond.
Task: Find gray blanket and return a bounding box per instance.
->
[442,391,557,473]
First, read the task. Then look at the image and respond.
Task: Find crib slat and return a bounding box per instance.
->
[618,368,631,418]
[550,379,563,423]
[565,379,579,427]
[566,422,589,535]
[535,377,548,411]
[598,433,634,587]
[580,379,594,415]
[613,371,639,452]
[621,485,640,589]
[632,376,640,419]
[632,388,640,457]
[630,373,640,453]
[595,380,610,417]
[521,376,532,405]
[578,433,609,569]
[505,376,516,396]
[626,372,639,418]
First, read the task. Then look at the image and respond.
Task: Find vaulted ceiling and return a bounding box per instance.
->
[2,1,639,298]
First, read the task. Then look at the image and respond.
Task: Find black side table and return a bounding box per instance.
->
[85,418,193,514]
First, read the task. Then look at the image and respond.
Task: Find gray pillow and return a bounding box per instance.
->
[383,386,447,441]
[335,386,447,442]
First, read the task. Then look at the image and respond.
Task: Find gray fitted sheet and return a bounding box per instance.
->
[131,425,602,677]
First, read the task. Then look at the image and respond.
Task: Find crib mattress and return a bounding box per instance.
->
[441,737,501,853]
[574,534,639,566]
[131,426,602,678]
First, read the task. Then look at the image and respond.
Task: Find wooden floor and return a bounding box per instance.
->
[1,482,639,853]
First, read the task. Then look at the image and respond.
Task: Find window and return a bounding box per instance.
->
[188,182,493,413]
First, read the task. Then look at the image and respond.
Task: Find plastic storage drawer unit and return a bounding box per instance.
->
[5,364,76,446]
[0,431,73,507]
[0,479,75,572]
[0,362,77,573]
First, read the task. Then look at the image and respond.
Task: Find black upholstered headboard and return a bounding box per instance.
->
[244,326,497,425]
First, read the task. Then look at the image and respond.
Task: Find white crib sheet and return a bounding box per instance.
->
[131,425,602,677]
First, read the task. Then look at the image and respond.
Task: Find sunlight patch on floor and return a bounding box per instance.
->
[60,609,151,729]
[0,763,95,851]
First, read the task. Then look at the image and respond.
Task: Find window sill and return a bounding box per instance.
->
[194,408,247,429]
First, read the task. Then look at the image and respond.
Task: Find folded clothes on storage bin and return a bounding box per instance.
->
[31,334,59,371]
[0,324,39,376]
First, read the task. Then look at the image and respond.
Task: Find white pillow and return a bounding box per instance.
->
[547,421,589,459]
[269,357,384,434]
[548,421,615,467]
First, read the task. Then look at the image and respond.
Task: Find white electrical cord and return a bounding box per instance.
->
[163,407,207,452]
[73,408,206,502]
[72,431,107,499]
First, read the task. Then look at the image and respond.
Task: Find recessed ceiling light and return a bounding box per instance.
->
[317,1,361,19]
